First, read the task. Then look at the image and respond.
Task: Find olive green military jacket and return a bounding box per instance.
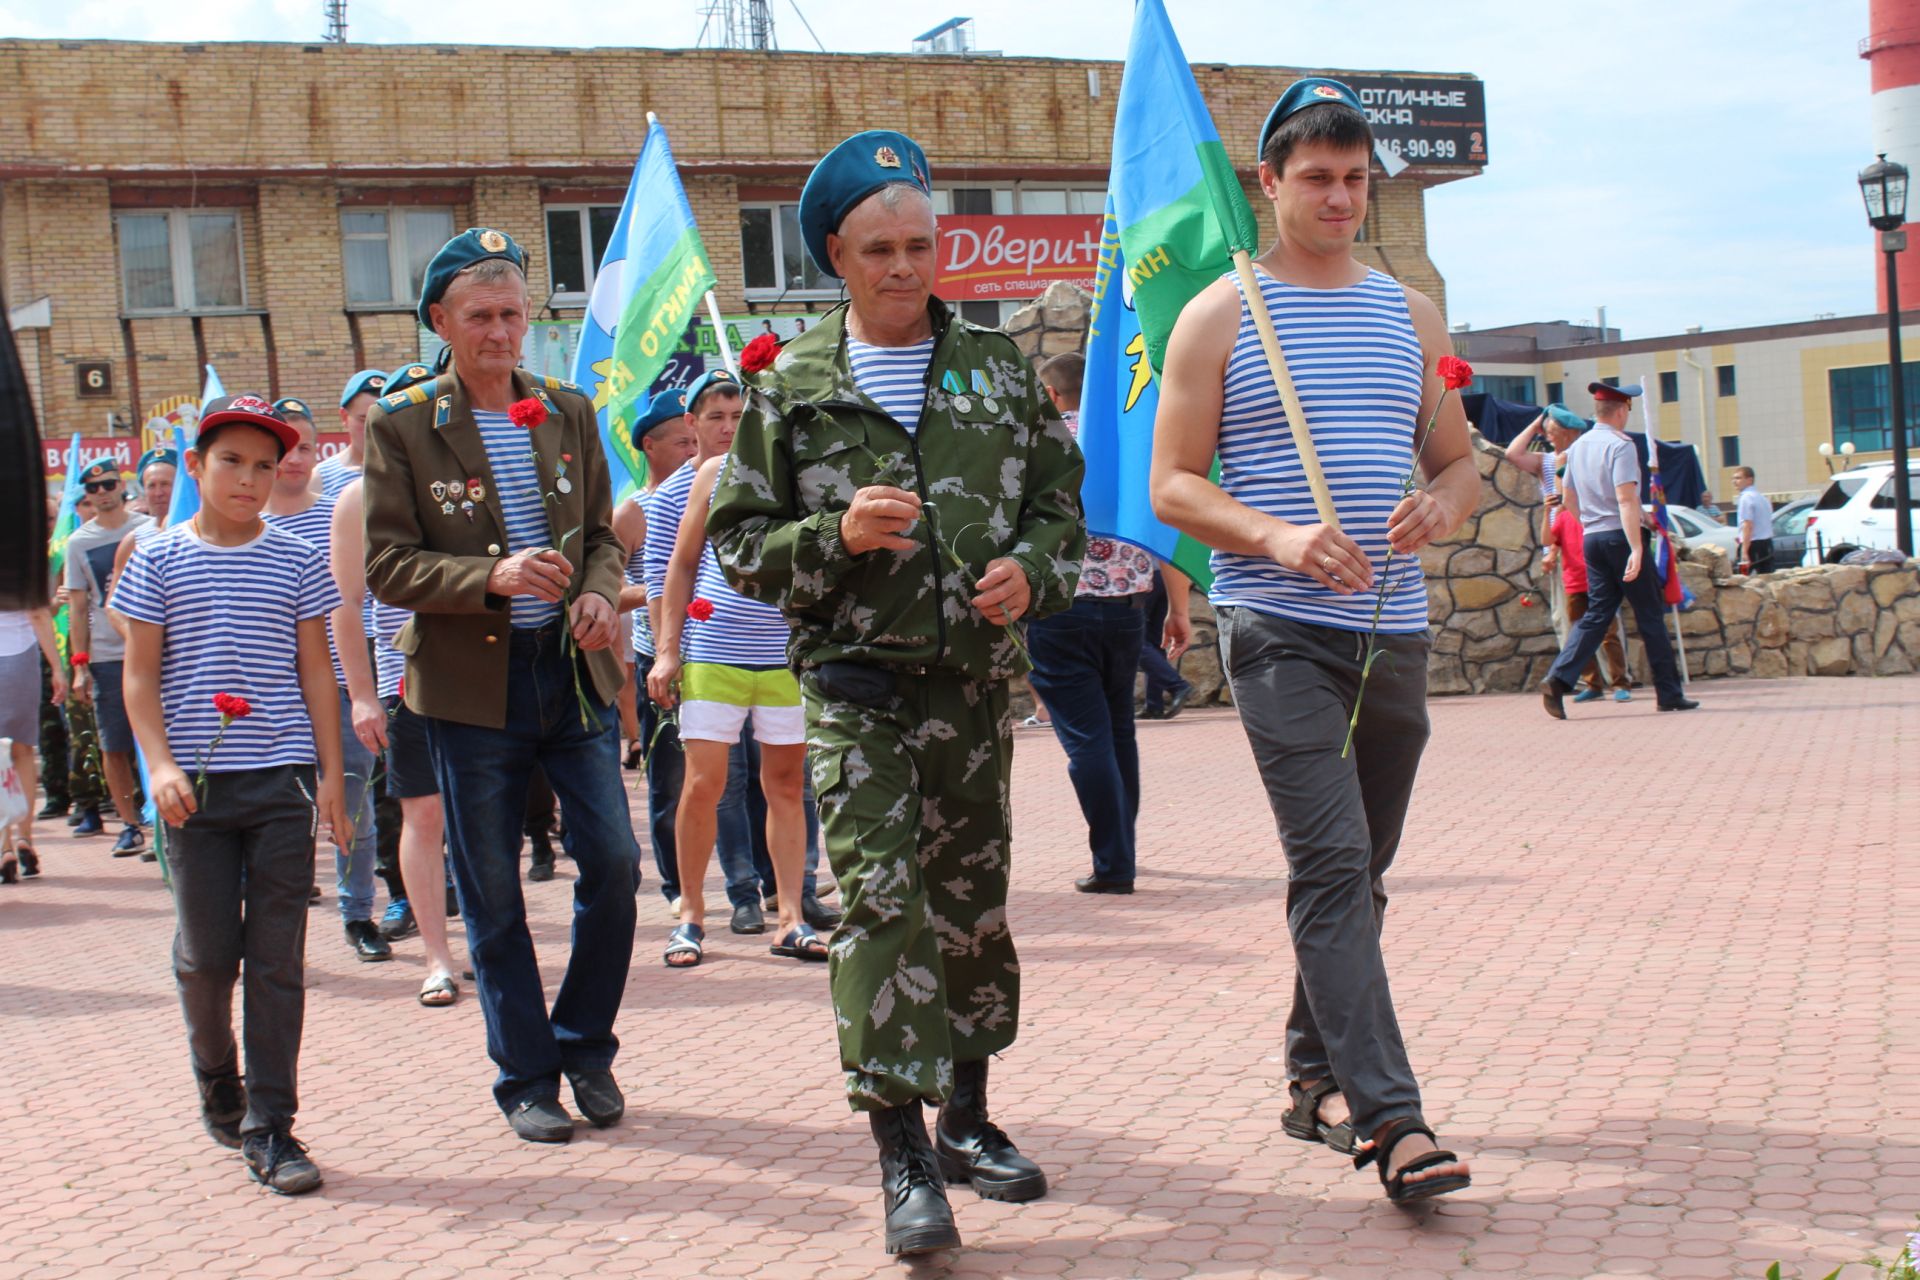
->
[707,298,1086,682]
[363,367,625,729]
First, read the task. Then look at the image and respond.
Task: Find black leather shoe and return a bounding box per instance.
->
[507,1096,575,1143]
[1075,876,1134,895]
[730,899,766,935]
[1658,697,1701,712]
[345,919,393,962]
[802,893,842,931]
[528,832,557,882]
[36,798,68,819]
[1540,676,1571,721]
[1162,685,1194,720]
[565,1069,625,1128]
[870,1104,961,1255]
[936,1058,1048,1202]
[198,1073,247,1149]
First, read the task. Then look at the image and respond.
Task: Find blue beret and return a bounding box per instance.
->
[1258,77,1367,157]
[1589,381,1644,402]
[340,369,388,407]
[417,227,526,326]
[383,363,437,397]
[136,447,179,476]
[799,130,933,278]
[1545,403,1591,432]
[684,367,743,414]
[272,396,314,421]
[631,389,690,449]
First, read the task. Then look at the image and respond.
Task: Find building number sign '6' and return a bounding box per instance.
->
[75,361,114,398]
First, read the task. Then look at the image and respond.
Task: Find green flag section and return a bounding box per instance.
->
[572,118,718,498]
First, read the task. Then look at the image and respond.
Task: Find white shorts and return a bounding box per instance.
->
[677,662,806,746]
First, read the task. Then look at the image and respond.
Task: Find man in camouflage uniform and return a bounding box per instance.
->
[708,129,1085,1257]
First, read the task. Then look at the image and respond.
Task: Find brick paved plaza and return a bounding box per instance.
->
[0,676,1914,1279]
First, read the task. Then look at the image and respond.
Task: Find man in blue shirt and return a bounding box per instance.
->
[1542,382,1699,717]
[1731,466,1774,573]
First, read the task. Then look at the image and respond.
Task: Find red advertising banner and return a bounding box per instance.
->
[936,214,1104,300]
[44,432,350,481]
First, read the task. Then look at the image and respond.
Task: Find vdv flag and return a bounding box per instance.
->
[166,364,224,527]
[573,115,718,499]
[1079,0,1259,589]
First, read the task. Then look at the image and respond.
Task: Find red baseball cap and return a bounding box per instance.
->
[197,394,302,457]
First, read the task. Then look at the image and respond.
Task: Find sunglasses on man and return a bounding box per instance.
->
[82,476,120,494]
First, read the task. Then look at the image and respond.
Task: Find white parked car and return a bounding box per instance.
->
[1641,503,1742,561]
[1801,462,1920,565]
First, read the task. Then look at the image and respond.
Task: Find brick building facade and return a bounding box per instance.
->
[1,38,1478,438]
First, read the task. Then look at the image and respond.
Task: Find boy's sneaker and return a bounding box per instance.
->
[242,1129,323,1195]
[199,1075,247,1149]
[380,898,418,942]
[345,919,393,962]
[73,809,104,837]
[112,825,146,857]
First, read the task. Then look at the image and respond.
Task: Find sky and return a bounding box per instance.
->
[0,0,1877,341]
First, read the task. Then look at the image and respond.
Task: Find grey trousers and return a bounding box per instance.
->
[166,765,317,1137]
[1218,607,1428,1137]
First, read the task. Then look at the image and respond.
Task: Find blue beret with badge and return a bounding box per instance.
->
[631,389,690,450]
[1545,403,1591,432]
[383,363,437,397]
[799,130,933,277]
[683,367,743,415]
[417,227,525,326]
[340,368,388,407]
[272,396,314,422]
[1258,76,1367,157]
[136,446,179,477]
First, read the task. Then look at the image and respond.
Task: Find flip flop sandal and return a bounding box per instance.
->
[418,974,459,1007]
[1355,1117,1472,1206]
[769,924,829,962]
[664,922,705,968]
[1282,1079,1359,1154]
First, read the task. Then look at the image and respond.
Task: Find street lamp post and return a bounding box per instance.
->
[1859,153,1915,556]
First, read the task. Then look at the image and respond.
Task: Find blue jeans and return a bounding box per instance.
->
[427,626,637,1113]
[1547,529,1686,706]
[726,729,822,903]
[330,685,380,922]
[1027,595,1146,884]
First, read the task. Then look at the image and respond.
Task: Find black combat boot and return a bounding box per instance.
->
[935,1058,1048,1202]
[869,1104,961,1256]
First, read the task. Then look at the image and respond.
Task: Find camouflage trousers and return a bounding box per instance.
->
[803,666,1019,1111]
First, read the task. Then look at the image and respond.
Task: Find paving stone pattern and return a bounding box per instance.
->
[0,677,1913,1279]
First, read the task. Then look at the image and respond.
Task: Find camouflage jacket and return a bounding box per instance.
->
[707,297,1086,682]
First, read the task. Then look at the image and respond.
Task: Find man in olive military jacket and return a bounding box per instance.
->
[708,131,1085,1257]
[363,228,636,1146]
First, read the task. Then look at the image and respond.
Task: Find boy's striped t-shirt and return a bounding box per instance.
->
[474,409,559,630]
[847,336,934,435]
[111,520,343,773]
[262,493,346,686]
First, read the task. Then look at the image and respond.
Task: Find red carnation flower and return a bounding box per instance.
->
[507,397,548,429]
[1437,355,1474,390]
[212,692,253,720]
[69,651,90,666]
[687,598,715,622]
[739,334,782,375]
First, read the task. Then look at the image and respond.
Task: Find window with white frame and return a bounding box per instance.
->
[116,210,247,313]
[341,207,455,308]
[739,203,837,297]
[545,205,620,299]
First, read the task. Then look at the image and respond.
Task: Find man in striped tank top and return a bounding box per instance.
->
[1152,79,1477,1206]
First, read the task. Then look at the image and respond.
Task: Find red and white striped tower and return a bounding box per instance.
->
[1864,0,1920,308]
